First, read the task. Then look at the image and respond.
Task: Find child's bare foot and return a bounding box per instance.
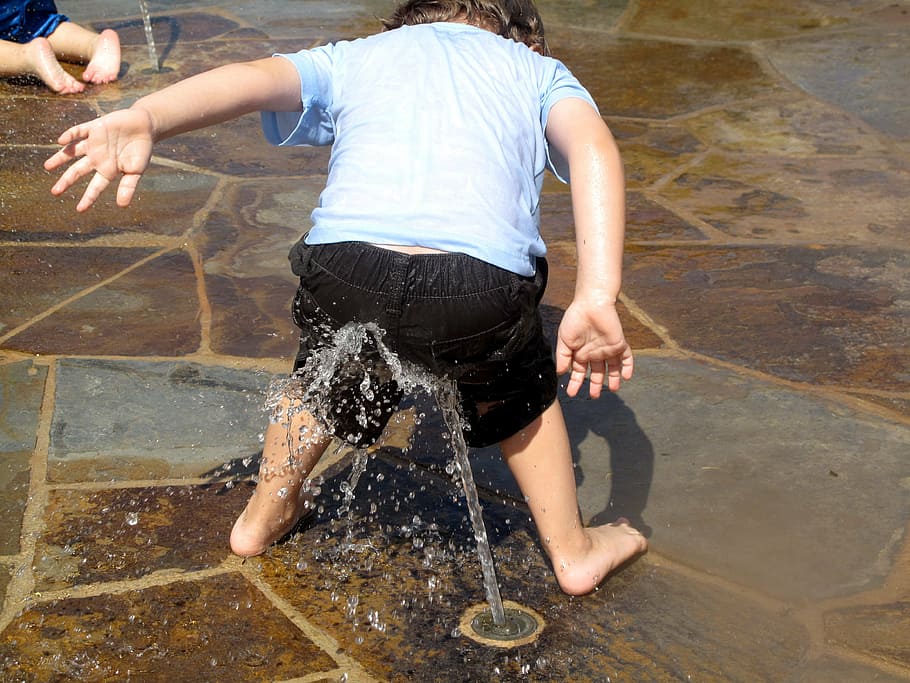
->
[230,477,315,557]
[550,518,648,596]
[25,37,84,93]
[82,28,120,84]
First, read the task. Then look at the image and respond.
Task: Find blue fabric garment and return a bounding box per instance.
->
[0,0,68,43]
[261,22,598,276]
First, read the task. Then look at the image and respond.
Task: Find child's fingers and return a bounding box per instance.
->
[587,359,606,399]
[554,336,573,376]
[56,122,94,147]
[115,174,141,207]
[49,153,93,196]
[75,171,113,212]
[565,358,587,398]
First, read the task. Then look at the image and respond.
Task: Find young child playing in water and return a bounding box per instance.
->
[44,0,646,596]
[0,0,120,94]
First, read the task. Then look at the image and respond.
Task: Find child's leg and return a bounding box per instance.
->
[230,399,332,557]
[47,22,120,83]
[0,37,84,93]
[500,400,647,596]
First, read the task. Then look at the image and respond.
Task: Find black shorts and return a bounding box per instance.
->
[287,240,558,448]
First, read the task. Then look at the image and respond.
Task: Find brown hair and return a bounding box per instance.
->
[382,0,549,55]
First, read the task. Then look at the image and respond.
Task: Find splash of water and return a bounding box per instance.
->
[271,322,506,626]
[137,0,160,72]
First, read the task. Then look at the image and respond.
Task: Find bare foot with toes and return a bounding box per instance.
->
[82,29,120,84]
[551,518,648,596]
[25,37,84,93]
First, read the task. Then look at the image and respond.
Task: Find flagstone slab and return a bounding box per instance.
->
[567,355,910,602]
[625,0,859,41]
[0,362,42,555]
[0,451,31,555]
[5,250,201,357]
[663,151,910,244]
[622,245,910,396]
[766,23,910,139]
[0,572,337,682]
[34,482,250,589]
[48,359,270,482]
[0,147,216,241]
[535,0,629,31]
[683,93,890,157]
[0,246,158,336]
[0,361,47,452]
[550,31,779,119]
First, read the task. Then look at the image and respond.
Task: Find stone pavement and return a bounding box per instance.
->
[1,1,908,680]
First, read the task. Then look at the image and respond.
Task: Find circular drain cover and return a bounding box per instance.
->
[460,601,544,648]
[471,607,538,640]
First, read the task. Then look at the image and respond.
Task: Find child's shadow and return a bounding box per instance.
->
[564,391,655,537]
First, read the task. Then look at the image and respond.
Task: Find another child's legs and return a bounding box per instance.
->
[230,399,332,557]
[48,22,120,84]
[0,37,83,93]
[500,400,647,596]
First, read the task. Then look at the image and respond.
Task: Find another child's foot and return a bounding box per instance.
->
[551,518,648,596]
[229,480,315,557]
[25,38,84,93]
[82,29,120,84]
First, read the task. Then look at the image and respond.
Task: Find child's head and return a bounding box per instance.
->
[382,0,549,55]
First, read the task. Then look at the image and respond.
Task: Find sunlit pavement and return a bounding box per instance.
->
[1,1,908,680]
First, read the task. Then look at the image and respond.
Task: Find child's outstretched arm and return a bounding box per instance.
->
[545,97,633,399]
[45,57,302,212]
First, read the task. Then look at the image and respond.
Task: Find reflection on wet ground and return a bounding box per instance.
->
[1,1,908,680]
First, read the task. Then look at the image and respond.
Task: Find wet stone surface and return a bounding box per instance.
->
[0,572,337,683]
[48,359,270,481]
[34,483,249,590]
[825,601,910,670]
[5,250,202,357]
[551,30,780,120]
[663,152,910,244]
[1,147,218,241]
[623,245,910,397]
[253,454,811,682]
[1,1,908,681]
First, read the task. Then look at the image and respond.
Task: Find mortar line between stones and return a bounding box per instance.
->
[243,570,380,683]
[276,669,369,683]
[0,358,56,631]
[824,642,910,681]
[618,291,677,349]
[24,564,238,602]
[611,0,640,34]
[0,246,175,346]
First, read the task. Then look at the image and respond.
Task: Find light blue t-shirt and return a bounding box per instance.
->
[261,22,597,276]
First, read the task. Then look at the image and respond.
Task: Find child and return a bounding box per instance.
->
[45,0,646,596]
[1,0,120,94]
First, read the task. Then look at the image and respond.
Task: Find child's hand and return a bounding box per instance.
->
[45,109,154,212]
[556,299,634,398]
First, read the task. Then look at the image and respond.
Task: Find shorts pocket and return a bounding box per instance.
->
[429,314,522,370]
